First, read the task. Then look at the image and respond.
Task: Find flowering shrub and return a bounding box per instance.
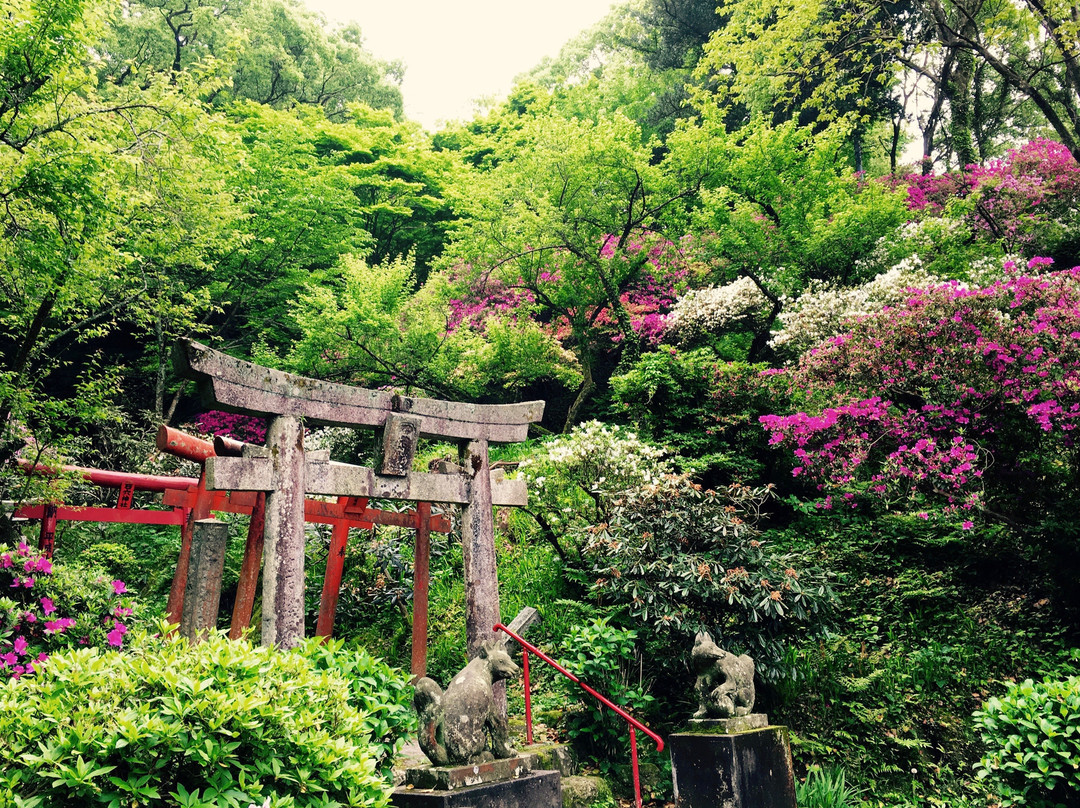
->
[575,474,833,678]
[446,234,688,349]
[904,139,1080,261]
[519,421,670,560]
[662,276,771,345]
[761,265,1080,523]
[0,543,135,678]
[769,263,942,360]
[195,410,268,444]
[0,629,397,807]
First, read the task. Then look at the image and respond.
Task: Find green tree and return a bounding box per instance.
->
[666,116,908,357]
[0,0,241,455]
[97,0,403,117]
[441,112,701,427]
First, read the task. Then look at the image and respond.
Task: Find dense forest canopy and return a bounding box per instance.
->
[3,0,1080,803]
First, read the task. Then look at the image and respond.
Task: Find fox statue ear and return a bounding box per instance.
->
[695,631,713,644]
[478,639,499,659]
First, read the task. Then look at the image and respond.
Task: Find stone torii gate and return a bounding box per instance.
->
[174,340,544,652]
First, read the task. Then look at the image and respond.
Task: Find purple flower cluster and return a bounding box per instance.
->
[195,410,268,444]
[905,139,1080,248]
[0,543,134,678]
[761,264,1080,517]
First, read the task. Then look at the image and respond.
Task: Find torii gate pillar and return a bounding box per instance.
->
[461,439,497,656]
[263,415,306,647]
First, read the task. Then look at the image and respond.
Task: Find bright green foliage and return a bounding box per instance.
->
[442,111,697,425]
[214,103,454,354]
[291,638,416,778]
[671,117,908,284]
[795,766,863,808]
[557,619,655,767]
[282,254,573,399]
[0,0,244,448]
[612,351,791,482]
[974,673,1080,808]
[97,0,403,118]
[575,474,833,676]
[0,629,400,807]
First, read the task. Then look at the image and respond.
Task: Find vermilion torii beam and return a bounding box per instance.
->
[14,459,198,558]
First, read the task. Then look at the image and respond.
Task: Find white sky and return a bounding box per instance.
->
[304,0,617,130]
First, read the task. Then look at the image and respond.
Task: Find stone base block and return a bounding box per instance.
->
[520,743,577,776]
[391,770,561,808]
[669,726,796,808]
[688,713,769,733]
[404,755,533,790]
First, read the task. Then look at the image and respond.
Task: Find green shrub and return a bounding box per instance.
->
[0,628,399,807]
[573,474,834,678]
[303,637,416,776]
[1,542,137,677]
[796,766,862,808]
[611,352,790,485]
[973,675,1080,808]
[558,618,654,764]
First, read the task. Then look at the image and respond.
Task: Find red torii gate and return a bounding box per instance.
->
[14,460,197,558]
[157,426,450,669]
[15,429,450,670]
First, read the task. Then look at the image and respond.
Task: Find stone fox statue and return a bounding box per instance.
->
[414,639,521,766]
[692,632,756,719]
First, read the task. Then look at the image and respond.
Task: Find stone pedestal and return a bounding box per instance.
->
[669,718,796,808]
[391,770,561,808]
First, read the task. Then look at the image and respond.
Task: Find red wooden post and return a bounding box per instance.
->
[411,501,432,676]
[166,474,212,625]
[38,503,58,559]
[315,496,359,639]
[229,491,266,639]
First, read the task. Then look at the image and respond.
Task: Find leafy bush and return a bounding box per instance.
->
[761,267,1080,529]
[0,629,400,807]
[518,421,671,561]
[796,766,862,808]
[574,474,833,678]
[303,637,417,776]
[558,618,654,763]
[1,542,136,678]
[974,674,1080,808]
[612,351,791,484]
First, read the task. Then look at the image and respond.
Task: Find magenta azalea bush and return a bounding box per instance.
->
[760,263,1080,524]
[906,139,1080,258]
[0,543,136,678]
[195,410,268,444]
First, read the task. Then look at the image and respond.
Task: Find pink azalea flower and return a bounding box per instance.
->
[0,553,11,568]
[13,636,28,656]
[35,558,52,574]
[112,580,128,595]
[961,521,974,530]
[40,597,55,615]
[106,627,124,647]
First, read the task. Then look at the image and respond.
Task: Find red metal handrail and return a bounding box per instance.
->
[493,622,664,808]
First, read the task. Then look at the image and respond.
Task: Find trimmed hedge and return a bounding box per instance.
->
[0,629,408,808]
